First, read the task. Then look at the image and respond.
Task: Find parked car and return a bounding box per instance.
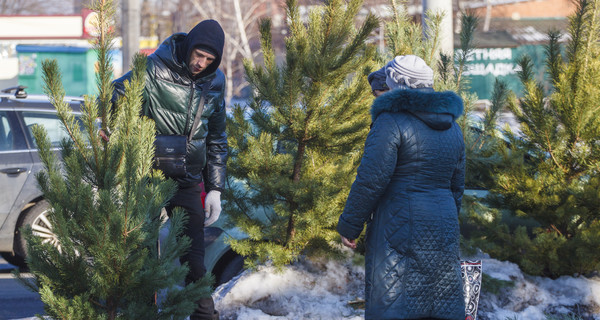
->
[0,86,244,285]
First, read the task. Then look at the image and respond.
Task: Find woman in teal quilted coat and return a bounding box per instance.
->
[337,55,466,320]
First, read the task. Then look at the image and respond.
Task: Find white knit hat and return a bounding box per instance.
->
[385,55,434,89]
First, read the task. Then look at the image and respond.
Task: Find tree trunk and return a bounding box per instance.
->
[225,41,235,105]
[233,0,253,58]
[286,206,296,246]
[292,140,305,183]
[286,140,306,244]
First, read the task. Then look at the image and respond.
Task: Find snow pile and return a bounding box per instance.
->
[478,258,600,320]
[214,258,365,320]
[213,255,600,320]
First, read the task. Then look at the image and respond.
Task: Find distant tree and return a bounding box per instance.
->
[14,0,210,318]
[383,0,445,67]
[380,0,504,194]
[465,0,600,278]
[381,0,484,127]
[224,0,379,268]
[441,12,509,191]
[188,0,272,102]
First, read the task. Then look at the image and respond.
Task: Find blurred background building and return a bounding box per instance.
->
[0,0,575,100]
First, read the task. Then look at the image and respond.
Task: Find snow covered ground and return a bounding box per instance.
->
[214,257,366,320]
[8,250,600,320]
[478,258,600,320]
[212,252,600,320]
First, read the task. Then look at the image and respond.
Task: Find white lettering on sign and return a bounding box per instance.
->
[463,63,517,77]
[455,48,518,77]
[465,48,513,61]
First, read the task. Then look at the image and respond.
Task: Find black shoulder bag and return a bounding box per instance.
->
[153,82,210,178]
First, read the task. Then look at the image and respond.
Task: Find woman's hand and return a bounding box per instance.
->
[341,235,357,249]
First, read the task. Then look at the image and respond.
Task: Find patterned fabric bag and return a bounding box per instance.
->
[461,260,482,320]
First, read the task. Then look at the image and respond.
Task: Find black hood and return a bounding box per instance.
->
[179,19,224,78]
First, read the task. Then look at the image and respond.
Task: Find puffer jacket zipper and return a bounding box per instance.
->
[184,82,196,136]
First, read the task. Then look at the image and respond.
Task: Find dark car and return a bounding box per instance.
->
[0,86,244,285]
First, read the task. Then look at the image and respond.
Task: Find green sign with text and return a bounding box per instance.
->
[458,45,548,100]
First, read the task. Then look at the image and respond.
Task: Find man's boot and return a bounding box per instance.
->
[189,297,218,320]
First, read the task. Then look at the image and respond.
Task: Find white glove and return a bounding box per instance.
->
[204,190,222,226]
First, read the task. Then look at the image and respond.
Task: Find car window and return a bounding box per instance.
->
[0,111,12,151]
[21,112,81,148]
[0,111,28,151]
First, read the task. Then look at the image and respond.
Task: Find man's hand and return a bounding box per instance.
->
[204,190,222,226]
[99,129,110,142]
[340,235,357,249]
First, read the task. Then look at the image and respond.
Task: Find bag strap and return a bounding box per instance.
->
[188,81,211,142]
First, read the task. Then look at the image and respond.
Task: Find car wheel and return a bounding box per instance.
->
[14,200,59,266]
[216,254,245,286]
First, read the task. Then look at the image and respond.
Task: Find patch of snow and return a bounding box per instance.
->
[214,258,365,320]
[477,258,600,320]
[213,254,600,320]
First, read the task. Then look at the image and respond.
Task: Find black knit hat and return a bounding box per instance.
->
[194,45,218,58]
[182,19,225,77]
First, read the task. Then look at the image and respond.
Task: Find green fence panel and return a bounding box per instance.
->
[16,45,98,97]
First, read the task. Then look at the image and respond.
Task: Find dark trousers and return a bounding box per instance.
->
[165,184,217,320]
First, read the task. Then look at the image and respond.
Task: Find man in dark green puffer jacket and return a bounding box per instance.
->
[113,20,227,320]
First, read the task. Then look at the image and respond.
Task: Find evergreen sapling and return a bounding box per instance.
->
[466,0,600,278]
[224,0,379,268]
[14,0,211,318]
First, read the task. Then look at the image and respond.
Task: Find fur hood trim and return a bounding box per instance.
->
[371,89,463,122]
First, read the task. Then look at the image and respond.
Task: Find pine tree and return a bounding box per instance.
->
[466,0,600,278]
[383,3,505,191]
[384,6,514,251]
[14,0,211,318]
[381,3,504,217]
[223,0,379,268]
[384,0,445,68]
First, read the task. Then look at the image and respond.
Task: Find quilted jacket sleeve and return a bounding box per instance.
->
[450,127,466,214]
[337,113,401,240]
[203,85,228,192]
